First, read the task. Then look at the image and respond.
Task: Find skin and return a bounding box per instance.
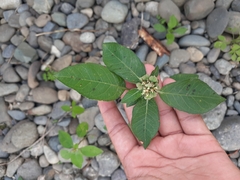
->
[98,64,240,180]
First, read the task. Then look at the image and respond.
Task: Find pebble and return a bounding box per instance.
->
[196,62,211,76]
[111,169,127,180]
[206,7,229,39]
[81,8,94,18]
[76,0,95,8]
[8,13,20,28]
[172,0,188,7]
[35,14,52,27]
[145,2,158,17]
[213,116,240,151]
[95,113,108,134]
[202,102,227,130]
[146,51,157,65]
[207,48,221,63]
[15,84,30,102]
[169,49,190,68]
[19,11,31,27]
[60,3,74,14]
[184,0,214,20]
[51,12,67,27]
[66,13,89,29]
[155,55,170,69]
[80,32,96,43]
[98,134,111,146]
[28,61,41,89]
[225,12,240,35]
[48,136,60,152]
[28,105,52,115]
[69,89,81,102]
[186,47,203,62]
[3,67,21,83]
[0,136,9,158]
[17,159,42,180]
[39,155,50,167]
[214,59,233,75]
[49,101,71,119]
[231,0,240,12]
[58,90,70,101]
[136,44,149,62]
[44,145,59,164]
[96,150,120,177]
[14,42,39,63]
[6,156,24,177]
[87,127,102,144]
[0,24,16,43]
[32,87,58,104]
[179,63,197,74]
[158,0,181,22]
[52,54,72,71]
[2,44,15,58]
[34,116,48,125]
[78,106,99,131]
[0,0,21,9]
[216,0,233,9]
[178,35,210,47]
[7,110,26,121]
[32,0,54,14]
[101,1,128,23]
[0,83,19,97]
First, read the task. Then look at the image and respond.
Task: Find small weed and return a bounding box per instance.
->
[153,15,187,45]
[61,101,84,118]
[42,67,56,81]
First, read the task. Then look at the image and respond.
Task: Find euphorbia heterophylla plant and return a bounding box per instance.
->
[54,43,225,148]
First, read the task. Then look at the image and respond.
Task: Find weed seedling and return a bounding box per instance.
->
[61,101,84,118]
[58,122,103,168]
[53,43,225,148]
[153,15,187,45]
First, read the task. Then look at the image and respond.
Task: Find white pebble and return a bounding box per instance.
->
[51,45,61,58]
[44,145,59,164]
[79,32,96,43]
[70,89,81,102]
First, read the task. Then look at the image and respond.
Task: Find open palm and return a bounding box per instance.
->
[98,65,240,180]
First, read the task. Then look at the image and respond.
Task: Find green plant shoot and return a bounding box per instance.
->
[61,101,84,118]
[153,15,187,45]
[58,122,103,168]
[55,43,225,149]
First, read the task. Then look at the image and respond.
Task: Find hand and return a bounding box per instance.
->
[98,64,240,180]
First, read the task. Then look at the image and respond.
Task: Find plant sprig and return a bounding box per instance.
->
[54,43,225,149]
[153,15,187,45]
[61,101,84,118]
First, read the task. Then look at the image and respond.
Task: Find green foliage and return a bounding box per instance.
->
[153,15,187,45]
[214,34,240,61]
[58,123,103,168]
[61,101,85,118]
[18,177,24,180]
[42,67,56,81]
[55,43,225,149]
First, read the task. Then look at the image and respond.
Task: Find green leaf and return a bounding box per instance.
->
[103,43,146,83]
[18,177,24,180]
[171,74,198,81]
[173,27,187,35]
[153,23,166,32]
[237,57,240,61]
[61,105,71,112]
[72,101,76,106]
[55,63,126,101]
[231,53,237,61]
[214,41,223,49]
[58,130,73,148]
[232,44,240,50]
[218,35,226,41]
[168,15,178,29]
[71,152,83,168]
[166,33,175,45]
[72,106,84,118]
[131,99,160,149]
[60,149,72,159]
[220,43,227,51]
[76,122,89,137]
[159,79,225,114]
[122,89,142,107]
[151,66,159,77]
[80,145,103,157]
[236,50,240,56]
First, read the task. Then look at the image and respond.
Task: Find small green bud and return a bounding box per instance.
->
[141,74,150,81]
[136,83,143,90]
[149,76,158,83]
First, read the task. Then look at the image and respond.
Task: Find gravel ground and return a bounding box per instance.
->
[0,0,240,179]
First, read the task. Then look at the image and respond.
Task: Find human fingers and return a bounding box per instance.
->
[162,78,211,135]
[98,101,138,161]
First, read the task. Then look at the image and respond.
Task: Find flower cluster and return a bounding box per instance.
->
[136,75,160,100]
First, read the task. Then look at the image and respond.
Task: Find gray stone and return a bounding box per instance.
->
[206,7,229,39]
[158,0,181,22]
[81,97,98,108]
[2,44,15,58]
[67,13,89,29]
[169,49,190,68]
[216,0,233,9]
[225,11,240,35]
[207,48,221,63]
[6,156,24,177]
[186,47,203,62]
[179,63,196,74]
[55,80,71,90]
[184,0,214,21]
[34,14,51,27]
[48,136,60,152]
[0,83,19,97]
[32,0,54,14]
[3,10,15,22]
[51,12,67,27]
[214,59,233,75]
[19,11,31,27]
[38,35,53,53]
[11,35,25,46]
[0,100,11,128]
[34,116,48,125]
[28,105,52,116]
[28,61,41,89]
[44,145,59,164]
[96,150,120,176]
[17,159,42,180]
[43,21,58,33]
[178,35,210,47]
[101,1,128,23]
[155,55,169,69]
[76,0,95,8]
[49,101,71,119]
[52,54,72,71]
[78,106,99,131]
[7,110,26,121]
[202,103,227,130]
[87,127,102,144]
[95,113,108,134]
[0,0,21,9]
[17,4,29,13]
[111,169,127,180]
[136,45,149,62]
[145,2,159,16]
[234,101,240,113]
[32,87,58,104]
[0,136,9,158]
[27,32,38,48]
[172,0,187,7]
[198,73,223,95]
[212,116,240,151]
[3,67,21,83]
[14,42,38,63]
[0,24,16,43]
[98,134,111,146]
[60,3,74,14]
[15,84,30,102]
[79,32,95,43]
[39,155,49,167]
[8,13,20,28]
[231,0,240,12]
